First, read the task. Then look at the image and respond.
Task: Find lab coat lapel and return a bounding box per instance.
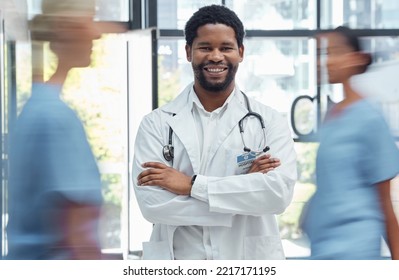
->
[163,84,200,173]
[207,92,248,163]
[167,106,200,173]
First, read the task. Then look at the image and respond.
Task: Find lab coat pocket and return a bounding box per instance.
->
[142,240,172,260]
[244,235,285,260]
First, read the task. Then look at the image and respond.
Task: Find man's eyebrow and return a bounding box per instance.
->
[195,41,236,46]
[196,41,211,46]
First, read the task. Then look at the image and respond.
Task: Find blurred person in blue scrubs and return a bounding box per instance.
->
[6,0,103,259]
[302,26,399,259]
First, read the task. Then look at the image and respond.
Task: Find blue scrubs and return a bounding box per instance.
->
[303,99,399,259]
[7,83,103,259]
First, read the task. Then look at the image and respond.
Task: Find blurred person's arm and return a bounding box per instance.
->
[378,180,399,260]
[63,202,103,260]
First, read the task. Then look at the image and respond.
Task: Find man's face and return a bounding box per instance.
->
[185,23,244,93]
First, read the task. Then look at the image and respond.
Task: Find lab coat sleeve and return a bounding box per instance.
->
[191,112,297,216]
[132,113,233,227]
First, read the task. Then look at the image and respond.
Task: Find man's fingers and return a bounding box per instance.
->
[247,157,281,174]
[137,166,164,180]
[252,154,270,163]
[261,168,274,174]
[141,162,168,169]
[138,173,163,186]
[254,159,280,168]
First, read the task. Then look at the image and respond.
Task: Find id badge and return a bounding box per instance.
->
[236,152,257,174]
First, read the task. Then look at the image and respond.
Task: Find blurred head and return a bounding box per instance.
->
[184,5,245,93]
[30,0,101,68]
[323,26,372,84]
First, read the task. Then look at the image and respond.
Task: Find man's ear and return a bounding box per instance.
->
[239,44,244,62]
[185,44,192,62]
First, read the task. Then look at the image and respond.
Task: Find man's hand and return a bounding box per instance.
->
[247,154,280,174]
[137,162,192,195]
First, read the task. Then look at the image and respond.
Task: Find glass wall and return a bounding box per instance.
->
[11,35,130,254]
[158,0,317,30]
[158,0,222,29]
[156,0,399,259]
[0,9,5,258]
[1,0,132,259]
[226,0,317,30]
[321,0,399,28]
[26,0,129,21]
[2,0,399,260]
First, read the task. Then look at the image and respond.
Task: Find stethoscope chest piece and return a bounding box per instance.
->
[163,144,174,161]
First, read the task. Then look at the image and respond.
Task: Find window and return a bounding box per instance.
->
[11,34,129,254]
[1,0,132,259]
[0,12,6,257]
[2,0,399,260]
[226,0,317,30]
[158,0,223,29]
[155,0,399,259]
[321,0,399,29]
[26,0,129,21]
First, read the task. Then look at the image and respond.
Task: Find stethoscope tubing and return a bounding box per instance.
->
[163,92,269,161]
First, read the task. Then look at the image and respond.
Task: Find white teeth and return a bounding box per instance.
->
[207,68,224,73]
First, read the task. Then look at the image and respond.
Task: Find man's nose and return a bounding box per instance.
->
[209,49,223,61]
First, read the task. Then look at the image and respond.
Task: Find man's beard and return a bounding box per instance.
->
[193,62,238,92]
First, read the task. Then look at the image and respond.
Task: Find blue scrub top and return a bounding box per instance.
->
[7,83,103,259]
[303,99,399,259]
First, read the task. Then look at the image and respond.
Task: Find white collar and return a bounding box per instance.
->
[189,86,236,115]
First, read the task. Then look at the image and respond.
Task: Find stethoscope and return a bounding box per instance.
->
[163,92,269,162]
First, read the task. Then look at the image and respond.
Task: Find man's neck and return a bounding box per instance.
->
[193,83,235,112]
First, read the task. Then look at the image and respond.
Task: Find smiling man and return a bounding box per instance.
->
[132,5,297,260]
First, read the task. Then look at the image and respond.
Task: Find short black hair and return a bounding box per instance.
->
[184,5,245,47]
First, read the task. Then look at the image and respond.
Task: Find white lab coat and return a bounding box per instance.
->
[132,83,297,259]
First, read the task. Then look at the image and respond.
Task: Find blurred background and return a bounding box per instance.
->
[1,0,399,259]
